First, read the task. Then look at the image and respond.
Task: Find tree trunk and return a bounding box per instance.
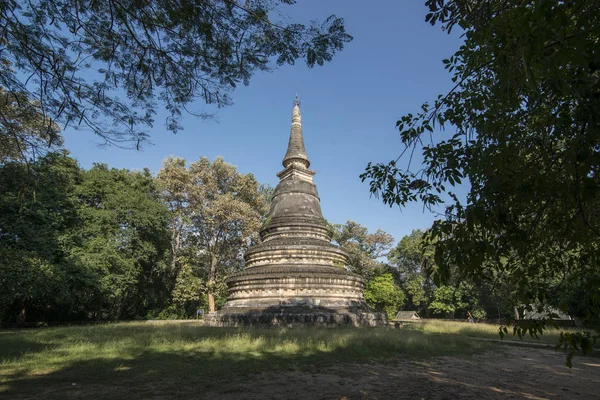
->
[513,306,520,320]
[208,254,217,313]
[17,303,26,326]
[170,221,183,274]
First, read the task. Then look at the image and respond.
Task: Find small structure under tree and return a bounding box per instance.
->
[395,311,420,320]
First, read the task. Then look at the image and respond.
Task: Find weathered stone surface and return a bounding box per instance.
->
[208,310,386,327]
[282,100,310,169]
[206,98,386,327]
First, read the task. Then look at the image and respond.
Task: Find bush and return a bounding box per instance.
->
[364,273,405,319]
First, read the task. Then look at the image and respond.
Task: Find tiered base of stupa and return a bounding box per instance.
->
[204,266,386,327]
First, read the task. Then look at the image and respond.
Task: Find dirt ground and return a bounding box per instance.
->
[205,347,600,399]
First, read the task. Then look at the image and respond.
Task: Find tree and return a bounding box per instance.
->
[1,0,352,148]
[170,262,205,317]
[330,220,394,278]
[330,221,401,318]
[0,151,81,324]
[188,157,268,312]
[389,230,431,277]
[0,88,62,164]
[428,283,486,320]
[428,285,462,318]
[391,228,490,318]
[157,156,268,313]
[361,0,599,359]
[72,164,171,320]
[0,152,175,324]
[363,273,405,319]
[156,157,193,278]
[388,229,435,313]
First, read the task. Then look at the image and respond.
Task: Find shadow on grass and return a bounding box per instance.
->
[0,348,569,400]
[0,334,59,363]
[0,322,497,399]
[3,322,600,399]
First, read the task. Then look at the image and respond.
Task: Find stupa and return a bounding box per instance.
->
[205,98,386,327]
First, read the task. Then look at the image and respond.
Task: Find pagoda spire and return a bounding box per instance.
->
[282,96,310,169]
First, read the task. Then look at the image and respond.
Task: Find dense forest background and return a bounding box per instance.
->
[0,151,588,326]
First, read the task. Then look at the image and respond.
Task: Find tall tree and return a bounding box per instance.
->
[158,156,268,313]
[388,229,435,313]
[1,0,352,148]
[189,157,267,312]
[72,164,171,320]
[361,0,599,359]
[1,152,177,325]
[0,151,81,324]
[156,157,193,279]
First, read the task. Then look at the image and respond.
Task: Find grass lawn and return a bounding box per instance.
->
[0,320,595,399]
[403,319,582,345]
[0,320,492,398]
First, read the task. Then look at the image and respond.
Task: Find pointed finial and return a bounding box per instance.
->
[283,95,310,169]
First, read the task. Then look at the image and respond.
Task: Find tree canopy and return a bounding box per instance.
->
[0,0,352,150]
[0,88,62,164]
[361,0,599,359]
[0,152,270,324]
[363,273,405,320]
[157,156,268,313]
[0,152,173,323]
[330,220,394,278]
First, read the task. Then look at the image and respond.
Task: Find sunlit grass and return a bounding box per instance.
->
[0,320,493,398]
[3,320,597,399]
[0,320,596,399]
[404,319,591,346]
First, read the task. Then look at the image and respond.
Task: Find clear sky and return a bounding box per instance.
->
[62,1,464,244]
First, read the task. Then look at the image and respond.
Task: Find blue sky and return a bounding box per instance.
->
[63,1,464,245]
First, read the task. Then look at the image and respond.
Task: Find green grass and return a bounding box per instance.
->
[4,319,594,399]
[0,320,493,399]
[404,319,599,348]
[405,320,559,343]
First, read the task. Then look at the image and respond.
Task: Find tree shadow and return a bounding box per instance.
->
[0,322,474,398]
[0,333,58,362]
[2,321,597,399]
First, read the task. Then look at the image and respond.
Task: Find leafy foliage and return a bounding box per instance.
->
[0,151,270,324]
[71,163,171,320]
[428,286,464,318]
[363,273,405,319]
[388,229,435,313]
[0,0,352,147]
[0,152,172,324]
[0,88,62,163]
[330,220,394,278]
[428,283,485,319]
[361,0,600,356]
[389,229,488,319]
[157,156,268,313]
[0,152,82,323]
[556,331,597,368]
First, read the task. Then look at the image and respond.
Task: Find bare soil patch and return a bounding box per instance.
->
[206,347,600,400]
